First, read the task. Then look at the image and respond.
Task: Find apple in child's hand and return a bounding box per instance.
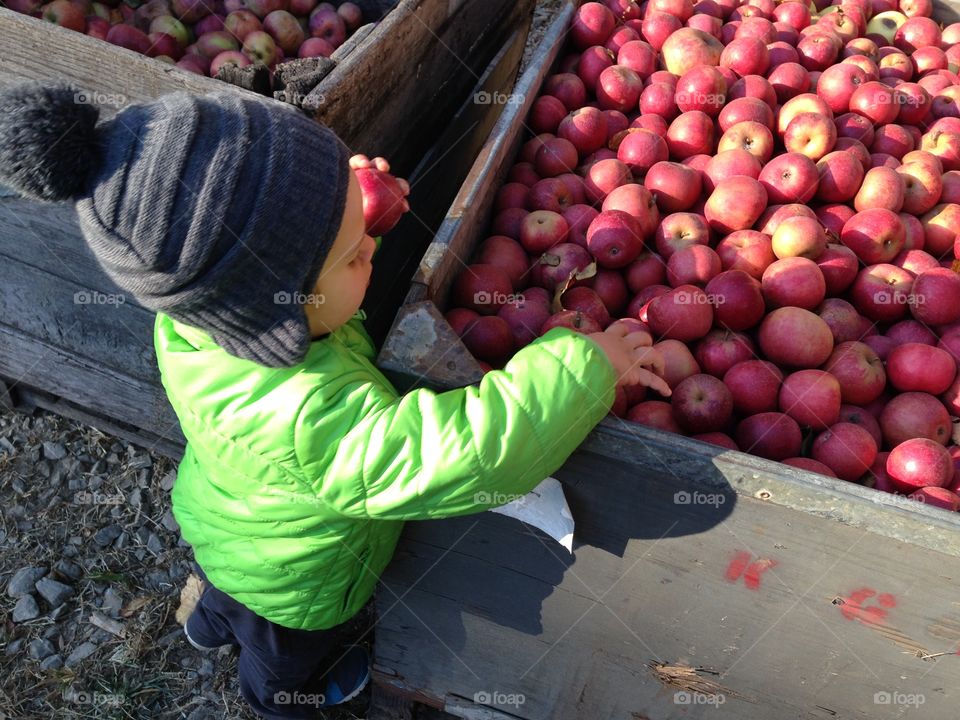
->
[351,156,411,236]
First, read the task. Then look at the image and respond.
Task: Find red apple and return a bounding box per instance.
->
[644,161,701,212]
[880,391,952,446]
[887,438,953,490]
[779,369,842,429]
[887,343,957,393]
[704,176,767,234]
[586,210,644,268]
[758,306,835,368]
[452,264,513,315]
[841,208,905,263]
[736,412,802,459]
[824,341,887,404]
[717,121,775,163]
[812,422,878,480]
[654,212,711,258]
[839,404,884,448]
[558,107,608,155]
[647,285,714,341]
[704,269,764,331]
[626,400,683,432]
[849,80,900,125]
[571,2,617,50]
[666,111,716,158]
[577,45,617,89]
[601,184,659,238]
[596,65,643,112]
[716,229,775,279]
[660,27,724,76]
[528,177,576,213]
[541,310,603,335]
[758,152,819,204]
[761,257,826,309]
[818,298,864,344]
[921,203,960,258]
[671,373,734,432]
[724,359,783,415]
[815,150,865,203]
[583,159,632,204]
[817,62,868,114]
[520,211,569,254]
[655,339,701,389]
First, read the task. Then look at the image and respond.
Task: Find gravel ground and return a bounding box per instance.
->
[0,2,563,718]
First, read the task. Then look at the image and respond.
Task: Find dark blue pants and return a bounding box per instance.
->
[187,567,354,719]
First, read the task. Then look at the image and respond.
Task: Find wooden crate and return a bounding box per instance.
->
[371,2,960,718]
[0,0,533,454]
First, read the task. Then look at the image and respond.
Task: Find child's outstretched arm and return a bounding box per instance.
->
[295,324,667,521]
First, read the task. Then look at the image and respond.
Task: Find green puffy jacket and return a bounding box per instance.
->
[154,309,616,630]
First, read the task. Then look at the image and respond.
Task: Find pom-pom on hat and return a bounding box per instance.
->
[0,81,351,368]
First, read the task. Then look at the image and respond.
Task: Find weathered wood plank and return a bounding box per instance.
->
[409,3,574,309]
[0,197,107,280]
[0,321,182,445]
[16,387,184,459]
[0,8,255,118]
[365,21,533,349]
[377,447,960,720]
[0,256,158,382]
[311,0,534,171]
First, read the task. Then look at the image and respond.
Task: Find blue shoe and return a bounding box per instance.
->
[321,645,370,706]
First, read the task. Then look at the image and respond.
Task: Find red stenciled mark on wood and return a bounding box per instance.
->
[725,551,778,590]
[838,587,897,625]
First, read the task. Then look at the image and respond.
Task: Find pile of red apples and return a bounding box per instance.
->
[448,0,960,508]
[4,0,364,77]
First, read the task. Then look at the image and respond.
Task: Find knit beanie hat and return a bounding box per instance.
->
[0,81,351,368]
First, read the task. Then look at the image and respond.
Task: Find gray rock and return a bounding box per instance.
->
[39,654,63,671]
[161,509,180,533]
[101,587,123,617]
[198,658,215,677]
[145,570,170,591]
[28,638,55,660]
[65,641,97,667]
[49,604,71,621]
[5,638,24,656]
[7,566,47,597]
[160,471,176,491]
[93,524,123,547]
[53,560,83,582]
[113,531,129,550]
[36,578,73,608]
[146,533,164,555]
[42,441,67,460]
[128,487,142,509]
[12,595,39,622]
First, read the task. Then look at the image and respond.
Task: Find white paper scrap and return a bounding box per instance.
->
[490,477,575,553]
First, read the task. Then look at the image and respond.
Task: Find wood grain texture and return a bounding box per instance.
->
[377,447,960,719]
[0,8,253,117]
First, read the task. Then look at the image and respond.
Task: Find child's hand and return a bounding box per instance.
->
[349,154,411,196]
[588,322,672,397]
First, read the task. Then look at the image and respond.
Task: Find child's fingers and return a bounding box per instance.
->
[373,157,391,172]
[623,366,671,397]
[397,178,411,196]
[349,154,370,169]
[623,330,654,349]
[633,346,665,377]
[636,369,672,397]
[604,321,630,338]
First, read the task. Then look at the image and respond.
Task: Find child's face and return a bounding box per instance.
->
[305,170,376,337]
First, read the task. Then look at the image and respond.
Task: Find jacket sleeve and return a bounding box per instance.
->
[294,328,618,521]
